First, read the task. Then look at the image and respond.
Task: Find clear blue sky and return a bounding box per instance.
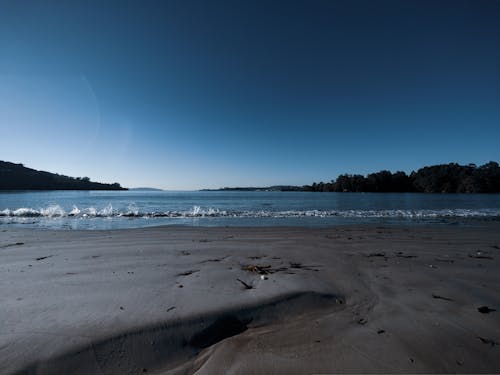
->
[1,0,499,190]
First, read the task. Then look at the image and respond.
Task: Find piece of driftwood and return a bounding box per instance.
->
[432,294,454,301]
[236,278,254,289]
[35,255,54,261]
[478,336,499,346]
[176,269,200,276]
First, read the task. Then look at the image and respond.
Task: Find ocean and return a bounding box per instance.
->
[1,190,499,230]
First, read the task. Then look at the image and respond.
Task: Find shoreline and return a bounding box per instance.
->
[1,224,500,374]
[2,217,499,233]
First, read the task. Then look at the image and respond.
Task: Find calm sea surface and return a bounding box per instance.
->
[1,190,499,230]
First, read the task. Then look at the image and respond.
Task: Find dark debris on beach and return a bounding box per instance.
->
[478,306,496,314]
[432,294,454,301]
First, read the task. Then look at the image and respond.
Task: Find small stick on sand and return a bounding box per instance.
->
[478,336,499,346]
[432,294,454,301]
[0,242,24,249]
[176,269,200,276]
[236,278,254,289]
[35,255,54,261]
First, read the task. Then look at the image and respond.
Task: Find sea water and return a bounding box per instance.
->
[1,190,499,230]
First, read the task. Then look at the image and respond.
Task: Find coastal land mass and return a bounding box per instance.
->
[3,159,500,193]
[0,161,126,191]
[1,224,499,374]
[202,161,500,193]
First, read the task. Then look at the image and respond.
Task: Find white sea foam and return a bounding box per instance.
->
[100,204,114,216]
[123,203,139,217]
[40,205,65,217]
[1,205,499,219]
[69,205,81,216]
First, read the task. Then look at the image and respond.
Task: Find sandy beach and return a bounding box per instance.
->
[1,224,500,374]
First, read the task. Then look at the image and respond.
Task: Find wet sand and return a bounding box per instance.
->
[1,224,500,374]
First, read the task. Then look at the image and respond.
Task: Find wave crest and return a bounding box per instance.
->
[1,205,499,219]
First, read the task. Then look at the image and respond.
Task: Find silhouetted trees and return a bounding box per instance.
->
[0,161,127,190]
[304,162,500,193]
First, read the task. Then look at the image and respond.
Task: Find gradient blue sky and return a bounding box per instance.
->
[1,0,499,189]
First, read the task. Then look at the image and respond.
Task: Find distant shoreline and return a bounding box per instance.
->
[200,185,303,192]
[202,161,500,193]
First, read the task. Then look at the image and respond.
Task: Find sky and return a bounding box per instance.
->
[1,0,499,190]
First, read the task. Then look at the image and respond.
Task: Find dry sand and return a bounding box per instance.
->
[1,224,500,374]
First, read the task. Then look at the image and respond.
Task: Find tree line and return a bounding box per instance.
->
[304,162,500,193]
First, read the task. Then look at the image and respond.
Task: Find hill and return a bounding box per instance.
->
[0,161,126,190]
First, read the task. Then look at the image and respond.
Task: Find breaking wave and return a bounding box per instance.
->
[1,204,499,219]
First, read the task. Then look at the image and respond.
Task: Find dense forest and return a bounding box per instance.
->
[304,162,500,193]
[0,161,126,190]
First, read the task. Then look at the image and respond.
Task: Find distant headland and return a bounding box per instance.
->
[129,187,164,191]
[0,161,127,191]
[204,162,500,193]
[201,185,303,192]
